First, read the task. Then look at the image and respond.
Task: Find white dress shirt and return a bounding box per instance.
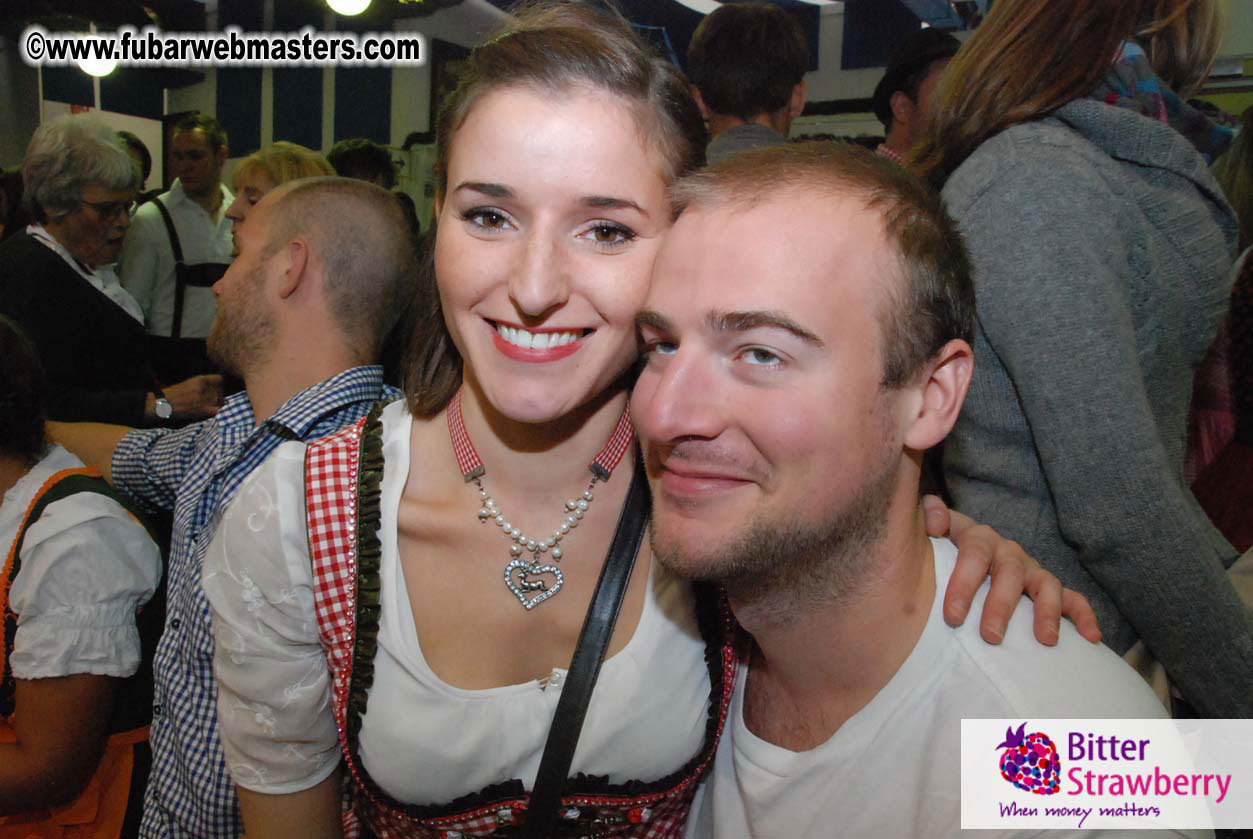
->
[119,179,233,338]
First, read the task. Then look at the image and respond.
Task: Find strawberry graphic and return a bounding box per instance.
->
[996,722,1061,795]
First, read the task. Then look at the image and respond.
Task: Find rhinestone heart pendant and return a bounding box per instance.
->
[504,559,565,610]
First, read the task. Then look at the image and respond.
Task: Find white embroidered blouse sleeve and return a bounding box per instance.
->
[8,493,161,679]
[203,442,343,795]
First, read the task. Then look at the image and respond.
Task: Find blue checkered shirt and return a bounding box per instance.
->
[113,366,399,839]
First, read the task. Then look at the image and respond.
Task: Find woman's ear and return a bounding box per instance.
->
[903,338,974,452]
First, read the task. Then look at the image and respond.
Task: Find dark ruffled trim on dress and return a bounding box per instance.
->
[346,404,384,742]
[342,422,735,823]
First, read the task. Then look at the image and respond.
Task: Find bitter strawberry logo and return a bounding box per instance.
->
[996,722,1061,795]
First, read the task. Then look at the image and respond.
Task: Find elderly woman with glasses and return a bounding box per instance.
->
[0,115,222,426]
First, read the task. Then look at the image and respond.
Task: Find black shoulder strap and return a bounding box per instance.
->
[523,457,651,839]
[151,197,189,339]
[150,197,184,266]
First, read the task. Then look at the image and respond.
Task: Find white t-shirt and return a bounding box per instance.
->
[119,179,232,338]
[204,399,711,802]
[2,444,162,679]
[685,538,1200,839]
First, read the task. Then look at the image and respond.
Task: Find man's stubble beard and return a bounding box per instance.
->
[650,439,900,628]
[206,267,275,378]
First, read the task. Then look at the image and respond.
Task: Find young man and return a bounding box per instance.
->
[120,114,233,347]
[686,3,809,164]
[632,144,1176,839]
[51,177,415,839]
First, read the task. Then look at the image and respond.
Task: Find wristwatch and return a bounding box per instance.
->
[153,389,174,421]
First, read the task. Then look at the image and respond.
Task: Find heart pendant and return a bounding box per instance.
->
[504,559,565,610]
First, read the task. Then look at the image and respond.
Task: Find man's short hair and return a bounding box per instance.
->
[0,315,48,464]
[872,28,961,130]
[174,113,228,152]
[328,138,397,190]
[670,141,975,388]
[264,177,416,360]
[686,3,809,121]
[117,130,152,181]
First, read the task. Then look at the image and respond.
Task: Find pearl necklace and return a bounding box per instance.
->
[447,389,635,610]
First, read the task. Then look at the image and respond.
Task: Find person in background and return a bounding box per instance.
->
[686,3,805,164]
[51,176,413,839]
[119,114,232,382]
[327,137,397,188]
[871,28,961,166]
[224,141,335,241]
[0,115,222,427]
[116,130,162,207]
[328,136,421,245]
[1191,104,1253,552]
[0,314,162,839]
[917,0,1252,716]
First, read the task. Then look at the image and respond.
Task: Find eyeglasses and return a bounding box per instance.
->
[80,198,136,220]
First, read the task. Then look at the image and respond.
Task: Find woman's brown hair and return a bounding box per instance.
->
[911,0,1224,187]
[404,0,707,418]
[1212,106,1253,251]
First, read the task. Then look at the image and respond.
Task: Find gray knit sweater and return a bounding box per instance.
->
[942,98,1252,717]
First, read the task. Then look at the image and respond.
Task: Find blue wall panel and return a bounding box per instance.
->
[333,67,391,146]
[42,66,93,107]
[101,68,163,120]
[273,68,323,149]
[216,68,263,156]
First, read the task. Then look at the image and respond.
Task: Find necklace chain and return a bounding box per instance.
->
[447,389,634,610]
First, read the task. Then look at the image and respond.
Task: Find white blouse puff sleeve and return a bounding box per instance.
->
[7,447,161,680]
[203,440,343,794]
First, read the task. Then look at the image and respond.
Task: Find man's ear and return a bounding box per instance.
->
[277,238,310,299]
[902,338,973,452]
[788,80,806,119]
[215,143,229,167]
[690,85,713,122]
[890,90,915,131]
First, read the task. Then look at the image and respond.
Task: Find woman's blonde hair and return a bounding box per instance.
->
[404,1,706,418]
[1212,106,1253,250]
[231,141,334,191]
[912,0,1224,186]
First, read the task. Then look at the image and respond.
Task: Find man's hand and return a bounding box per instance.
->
[162,374,225,422]
[922,495,1102,646]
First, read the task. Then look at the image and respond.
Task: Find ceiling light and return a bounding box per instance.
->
[78,55,118,77]
[327,0,372,16]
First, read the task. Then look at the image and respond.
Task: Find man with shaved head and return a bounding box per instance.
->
[50,177,415,839]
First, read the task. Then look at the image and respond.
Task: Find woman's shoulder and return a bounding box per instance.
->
[944,118,1113,216]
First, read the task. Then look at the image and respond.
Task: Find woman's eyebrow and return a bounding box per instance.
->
[453,181,514,199]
